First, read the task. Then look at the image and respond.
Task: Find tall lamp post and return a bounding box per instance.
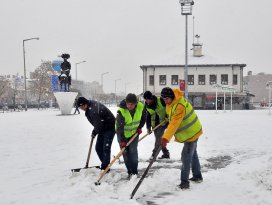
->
[179,0,194,99]
[23,37,39,111]
[267,81,272,115]
[101,72,109,93]
[75,61,86,80]
[115,78,121,105]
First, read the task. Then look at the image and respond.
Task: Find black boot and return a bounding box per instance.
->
[127,173,137,180]
[158,148,170,159]
[158,154,169,159]
[178,181,190,190]
[189,175,203,183]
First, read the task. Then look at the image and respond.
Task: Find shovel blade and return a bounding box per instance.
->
[95,181,101,186]
[71,168,82,172]
[71,166,100,173]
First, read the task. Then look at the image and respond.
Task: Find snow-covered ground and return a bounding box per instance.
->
[1,108,272,205]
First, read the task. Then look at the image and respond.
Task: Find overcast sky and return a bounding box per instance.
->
[1,0,271,94]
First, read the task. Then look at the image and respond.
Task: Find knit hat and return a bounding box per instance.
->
[161,87,175,99]
[77,97,89,107]
[143,91,153,100]
[125,93,137,104]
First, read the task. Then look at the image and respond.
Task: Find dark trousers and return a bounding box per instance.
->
[118,135,139,175]
[95,129,115,170]
[74,107,80,114]
[152,126,169,156]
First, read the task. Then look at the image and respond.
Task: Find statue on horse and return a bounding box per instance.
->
[58,53,71,92]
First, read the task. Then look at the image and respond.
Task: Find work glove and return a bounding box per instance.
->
[121,138,127,148]
[136,128,142,135]
[147,128,152,134]
[160,138,168,149]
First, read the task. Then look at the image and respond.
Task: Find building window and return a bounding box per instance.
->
[221,74,228,85]
[233,74,238,85]
[171,75,178,85]
[159,75,166,85]
[149,75,154,86]
[188,75,194,85]
[209,75,217,85]
[198,75,205,85]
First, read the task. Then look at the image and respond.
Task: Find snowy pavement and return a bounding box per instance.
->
[0,108,272,205]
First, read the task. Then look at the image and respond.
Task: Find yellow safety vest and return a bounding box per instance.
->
[117,102,144,138]
[168,97,202,143]
[146,97,166,127]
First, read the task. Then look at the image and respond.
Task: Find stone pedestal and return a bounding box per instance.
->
[54,92,78,115]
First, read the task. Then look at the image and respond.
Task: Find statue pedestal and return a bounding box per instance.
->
[54,92,78,115]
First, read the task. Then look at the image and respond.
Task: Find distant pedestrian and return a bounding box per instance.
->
[143,91,170,159]
[160,87,203,190]
[116,93,146,178]
[73,98,80,114]
[77,97,115,171]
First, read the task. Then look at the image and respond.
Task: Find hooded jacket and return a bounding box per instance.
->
[162,89,203,143]
[85,100,115,136]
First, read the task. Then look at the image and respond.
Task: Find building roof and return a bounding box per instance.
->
[140,53,246,69]
[140,63,247,69]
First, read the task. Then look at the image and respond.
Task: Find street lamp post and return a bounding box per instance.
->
[179,0,194,99]
[75,61,86,80]
[23,37,39,111]
[101,72,109,93]
[115,78,121,105]
[267,81,272,115]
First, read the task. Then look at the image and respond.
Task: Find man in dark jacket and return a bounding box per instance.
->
[116,93,146,178]
[77,97,115,170]
[143,91,170,159]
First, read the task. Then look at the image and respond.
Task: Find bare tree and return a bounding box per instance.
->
[0,79,9,106]
[29,61,54,109]
[0,79,8,97]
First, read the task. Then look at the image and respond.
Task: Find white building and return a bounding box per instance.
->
[140,42,248,109]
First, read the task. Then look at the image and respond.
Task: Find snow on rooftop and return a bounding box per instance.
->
[142,49,246,66]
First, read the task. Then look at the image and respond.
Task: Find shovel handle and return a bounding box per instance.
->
[138,120,167,142]
[85,136,95,168]
[95,133,139,185]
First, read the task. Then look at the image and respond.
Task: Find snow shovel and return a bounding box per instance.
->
[71,136,96,172]
[130,145,162,199]
[95,132,139,185]
[138,120,167,142]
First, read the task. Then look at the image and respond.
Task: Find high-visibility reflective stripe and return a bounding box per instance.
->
[117,101,144,138]
[146,96,166,128]
[126,121,140,126]
[176,116,198,133]
[183,108,194,120]
[167,96,202,142]
[124,127,138,132]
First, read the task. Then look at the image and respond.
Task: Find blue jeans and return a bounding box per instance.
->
[118,135,139,175]
[95,129,115,170]
[180,139,202,183]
